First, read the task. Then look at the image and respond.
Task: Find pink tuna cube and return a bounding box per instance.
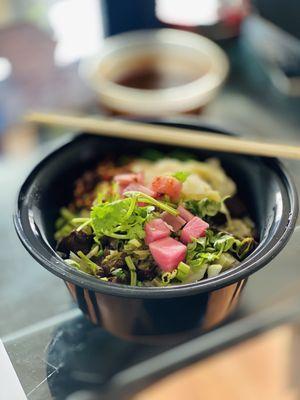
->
[178,205,194,222]
[161,212,186,232]
[145,219,171,245]
[149,237,187,272]
[122,183,156,198]
[180,217,209,244]
[114,173,143,186]
[151,176,182,201]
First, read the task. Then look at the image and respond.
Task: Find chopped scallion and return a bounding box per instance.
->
[125,256,137,286]
[176,261,191,282]
[123,191,178,216]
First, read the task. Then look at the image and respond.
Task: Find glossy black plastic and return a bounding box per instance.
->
[14,121,298,342]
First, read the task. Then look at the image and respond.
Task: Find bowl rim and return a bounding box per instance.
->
[13,120,299,299]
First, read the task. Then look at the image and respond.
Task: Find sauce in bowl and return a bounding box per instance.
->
[81,29,229,117]
[116,62,204,90]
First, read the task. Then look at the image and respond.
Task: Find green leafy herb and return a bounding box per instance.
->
[214,234,236,253]
[234,237,255,259]
[91,197,152,241]
[172,171,191,183]
[185,229,255,280]
[210,232,255,260]
[184,198,222,218]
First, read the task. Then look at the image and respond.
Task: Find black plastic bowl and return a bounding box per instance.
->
[14,121,298,342]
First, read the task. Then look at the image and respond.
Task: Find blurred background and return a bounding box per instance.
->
[0,0,300,156]
[1,1,300,399]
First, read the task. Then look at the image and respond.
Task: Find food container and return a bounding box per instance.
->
[14,120,298,343]
[80,29,229,117]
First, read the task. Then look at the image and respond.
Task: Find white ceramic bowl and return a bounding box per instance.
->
[80,29,229,117]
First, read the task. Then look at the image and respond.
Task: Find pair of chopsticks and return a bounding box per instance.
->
[26,112,300,159]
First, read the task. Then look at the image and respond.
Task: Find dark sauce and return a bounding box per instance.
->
[116,67,200,90]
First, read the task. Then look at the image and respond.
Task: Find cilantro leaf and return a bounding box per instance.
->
[172,171,190,183]
[91,197,152,241]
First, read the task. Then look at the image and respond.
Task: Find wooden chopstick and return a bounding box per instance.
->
[26,112,300,159]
